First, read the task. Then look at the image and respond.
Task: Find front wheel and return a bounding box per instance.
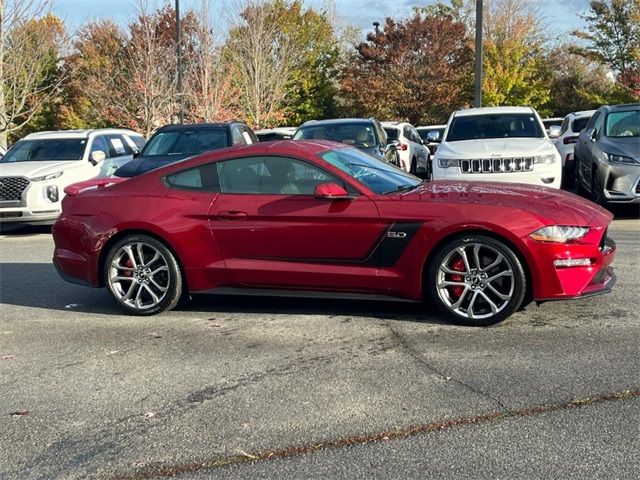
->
[427,235,526,326]
[104,234,183,315]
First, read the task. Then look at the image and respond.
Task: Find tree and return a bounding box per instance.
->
[572,0,640,97]
[0,0,66,147]
[480,0,551,110]
[184,0,239,122]
[339,12,473,125]
[223,0,306,128]
[57,20,127,129]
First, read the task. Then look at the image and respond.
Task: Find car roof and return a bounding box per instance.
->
[22,128,142,140]
[154,122,241,133]
[568,110,596,117]
[604,103,640,112]
[299,118,376,128]
[417,125,446,129]
[454,106,535,117]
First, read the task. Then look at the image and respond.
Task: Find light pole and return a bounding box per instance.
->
[474,0,483,108]
[176,0,184,123]
[373,21,380,36]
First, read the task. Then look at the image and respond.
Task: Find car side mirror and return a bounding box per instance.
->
[548,125,561,139]
[133,149,140,158]
[90,150,106,165]
[427,131,441,143]
[314,182,352,200]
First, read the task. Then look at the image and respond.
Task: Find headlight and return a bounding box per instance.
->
[534,154,556,165]
[438,158,460,168]
[529,226,589,243]
[31,171,63,182]
[607,153,639,165]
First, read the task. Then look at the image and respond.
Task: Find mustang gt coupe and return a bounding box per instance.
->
[52,140,616,326]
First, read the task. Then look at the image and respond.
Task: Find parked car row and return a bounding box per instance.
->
[1,102,638,228]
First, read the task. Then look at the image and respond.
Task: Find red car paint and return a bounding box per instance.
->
[52,140,616,306]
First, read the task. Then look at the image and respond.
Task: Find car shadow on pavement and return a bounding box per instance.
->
[0,261,448,324]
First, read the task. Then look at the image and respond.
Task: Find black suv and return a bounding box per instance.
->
[293,118,398,164]
[115,122,258,177]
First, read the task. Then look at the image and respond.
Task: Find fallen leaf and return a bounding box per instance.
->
[1,355,15,360]
[131,460,147,468]
[144,412,156,419]
[241,421,251,429]
[445,376,452,381]
[106,350,119,355]
[64,304,79,309]
[10,411,29,416]
[148,332,162,339]
[238,450,258,460]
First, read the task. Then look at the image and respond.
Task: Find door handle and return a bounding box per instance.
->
[215,210,248,220]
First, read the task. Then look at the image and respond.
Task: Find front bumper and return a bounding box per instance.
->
[0,207,60,224]
[530,230,617,301]
[598,163,640,203]
[432,163,562,189]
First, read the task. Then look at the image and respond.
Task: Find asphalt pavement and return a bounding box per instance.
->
[0,211,638,479]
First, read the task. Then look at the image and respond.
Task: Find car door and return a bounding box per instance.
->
[208,155,383,292]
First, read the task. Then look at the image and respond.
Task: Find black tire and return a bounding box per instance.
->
[426,234,527,326]
[574,155,588,196]
[591,169,607,205]
[410,157,417,175]
[104,234,183,315]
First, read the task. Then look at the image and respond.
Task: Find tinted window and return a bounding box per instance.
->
[143,129,228,156]
[586,111,601,130]
[0,139,87,163]
[571,116,591,133]
[218,156,342,195]
[128,134,146,150]
[605,110,640,138]
[90,136,111,157]
[165,163,220,191]
[384,128,399,140]
[106,135,133,157]
[294,123,379,148]
[559,117,569,135]
[446,114,544,141]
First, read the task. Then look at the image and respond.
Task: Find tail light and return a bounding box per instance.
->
[400,143,408,151]
[563,136,579,145]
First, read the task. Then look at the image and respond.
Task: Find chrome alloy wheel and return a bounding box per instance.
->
[108,242,170,310]
[436,243,515,320]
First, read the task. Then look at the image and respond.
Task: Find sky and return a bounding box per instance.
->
[52,0,591,37]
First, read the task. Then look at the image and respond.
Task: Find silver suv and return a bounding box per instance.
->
[574,104,640,204]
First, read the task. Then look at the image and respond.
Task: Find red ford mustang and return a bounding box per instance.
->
[52,140,616,326]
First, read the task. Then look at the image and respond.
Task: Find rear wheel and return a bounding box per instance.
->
[410,157,417,175]
[104,234,182,315]
[427,235,526,326]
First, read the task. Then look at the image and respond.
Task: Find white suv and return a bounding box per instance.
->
[0,129,144,225]
[382,122,430,177]
[549,110,595,181]
[432,106,561,188]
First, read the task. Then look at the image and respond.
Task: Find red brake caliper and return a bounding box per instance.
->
[448,257,465,299]
[124,259,133,277]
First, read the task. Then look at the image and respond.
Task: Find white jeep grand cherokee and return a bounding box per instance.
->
[432,106,561,188]
[0,129,144,225]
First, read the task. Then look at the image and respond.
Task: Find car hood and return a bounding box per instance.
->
[114,154,193,178]
[597,136,640,160]
[437,138,553,158]
[0,160,83,179]
[403,180,612,226]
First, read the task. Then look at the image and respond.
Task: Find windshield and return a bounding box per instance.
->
[320,147,421,195]
[294,123,379,148]
[0,139,87,163]
[142,129,229,156]
[446,114,544,141]
[606,110,640,138]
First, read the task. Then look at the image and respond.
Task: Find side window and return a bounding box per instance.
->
[586,111,601,131]
[90,136,110,158]
[559,117,569,135]
[127,134,146,151]
[217,156,348,195]
[403,126,412,141]
[593,112,605,137]
[106,135,133,157]
[165,163,220,192]
[231,126,245,145]
[410,127,421,143]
